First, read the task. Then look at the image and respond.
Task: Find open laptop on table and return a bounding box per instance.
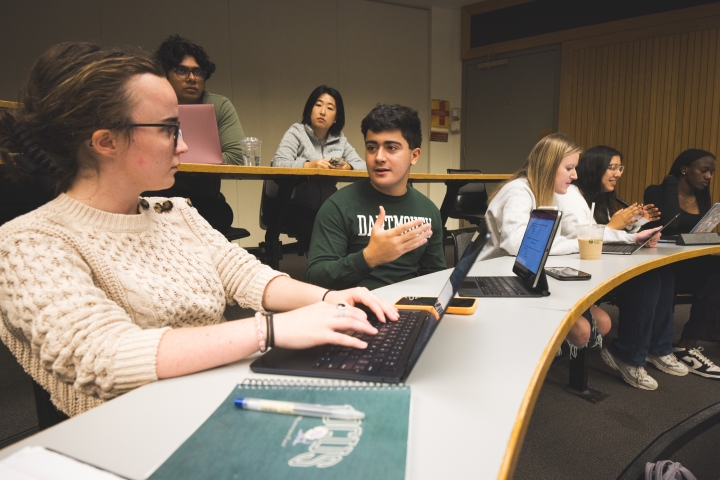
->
[177,104,224,164]
[603,213,680,254]
[250,232,491,383]
[458,208,562,298]
[660,203,720,242]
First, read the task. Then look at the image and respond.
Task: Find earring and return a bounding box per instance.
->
[89,141,94,147]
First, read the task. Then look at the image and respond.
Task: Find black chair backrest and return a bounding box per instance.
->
[446,169,488,218]
[0,166,54,227]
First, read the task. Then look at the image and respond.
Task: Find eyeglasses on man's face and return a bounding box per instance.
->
[172,66,206,80]
[607,164,624,173]
[124,123,182,148]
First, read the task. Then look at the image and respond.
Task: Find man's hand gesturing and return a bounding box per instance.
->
[362,206,432,268]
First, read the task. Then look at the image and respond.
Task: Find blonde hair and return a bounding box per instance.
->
[488,133,582,207]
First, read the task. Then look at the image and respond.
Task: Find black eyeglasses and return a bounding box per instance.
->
[172,66,206,80]
[124,123,182,148]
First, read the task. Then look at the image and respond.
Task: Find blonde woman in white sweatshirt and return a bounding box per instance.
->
[480,134,610,353]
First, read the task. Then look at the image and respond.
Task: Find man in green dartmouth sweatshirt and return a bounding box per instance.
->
[305,104,446,290]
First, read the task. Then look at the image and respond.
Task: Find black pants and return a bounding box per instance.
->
[675,256,720,342]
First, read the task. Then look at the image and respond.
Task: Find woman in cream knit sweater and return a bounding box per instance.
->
[0,43,396,417]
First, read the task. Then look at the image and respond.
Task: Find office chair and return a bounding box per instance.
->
[451,227,480,266]
[257,180,305,267]
[440,169,489,248]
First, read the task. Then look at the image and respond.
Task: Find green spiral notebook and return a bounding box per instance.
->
[149,379,411,480]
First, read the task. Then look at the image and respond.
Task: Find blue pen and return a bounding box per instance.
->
[234,397,365,420]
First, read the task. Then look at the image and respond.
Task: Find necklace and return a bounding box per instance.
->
[679,193,697,204]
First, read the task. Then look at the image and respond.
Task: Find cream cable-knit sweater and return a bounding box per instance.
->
[0,194,285,416]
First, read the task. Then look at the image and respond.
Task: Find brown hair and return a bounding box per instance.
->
[488,133,582,207]
[0,42,164,193]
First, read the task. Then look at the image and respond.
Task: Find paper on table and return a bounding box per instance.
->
[0,446,124,480]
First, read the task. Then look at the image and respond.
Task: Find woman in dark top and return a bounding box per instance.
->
[644,149,716,235]
[644,149,720,380]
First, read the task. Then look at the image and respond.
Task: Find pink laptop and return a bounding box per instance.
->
[177,104,224,164]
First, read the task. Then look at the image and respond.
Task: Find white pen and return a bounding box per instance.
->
[234,397,365,420]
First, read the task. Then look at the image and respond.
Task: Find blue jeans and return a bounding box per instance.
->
[608,266,675,366]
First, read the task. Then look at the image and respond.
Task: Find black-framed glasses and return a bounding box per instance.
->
[124,123,182,148]
[607,164,625,173]
[172,66,206,80]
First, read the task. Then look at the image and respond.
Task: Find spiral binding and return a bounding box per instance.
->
[240,378,408,391]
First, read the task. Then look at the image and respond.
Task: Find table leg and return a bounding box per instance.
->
[566,348,609,403]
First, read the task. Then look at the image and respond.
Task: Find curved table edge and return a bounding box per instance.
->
[498,246,720,479]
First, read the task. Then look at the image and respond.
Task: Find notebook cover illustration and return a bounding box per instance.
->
[149,379,411,480]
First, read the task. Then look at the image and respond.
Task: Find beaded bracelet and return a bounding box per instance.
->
[254,312,267,353]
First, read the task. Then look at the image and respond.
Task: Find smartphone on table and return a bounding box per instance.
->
[395,296,478,315]
[545,267,591,281]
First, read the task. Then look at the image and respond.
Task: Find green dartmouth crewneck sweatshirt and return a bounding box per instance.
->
[305,179,446,290]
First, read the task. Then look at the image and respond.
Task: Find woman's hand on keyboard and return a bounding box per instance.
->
[274,301,379,349]
[325,287,399,324]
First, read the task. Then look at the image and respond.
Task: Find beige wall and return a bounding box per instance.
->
[0,1,463,247]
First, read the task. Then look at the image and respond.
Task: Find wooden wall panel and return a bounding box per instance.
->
[560,22,720,207]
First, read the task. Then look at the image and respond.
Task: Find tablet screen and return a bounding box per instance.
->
[516,214,556,275]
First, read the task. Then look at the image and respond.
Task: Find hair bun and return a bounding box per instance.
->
[12,123,56,175]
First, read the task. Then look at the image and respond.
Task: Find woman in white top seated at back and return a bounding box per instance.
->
[480,134,615,353]
[556,146,688,391]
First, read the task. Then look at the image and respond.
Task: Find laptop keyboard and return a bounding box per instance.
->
[312,309,424,375]
[602,243,636,253]
[477,276,529,296]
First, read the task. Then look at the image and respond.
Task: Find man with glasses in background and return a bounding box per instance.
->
[148,35,244,232]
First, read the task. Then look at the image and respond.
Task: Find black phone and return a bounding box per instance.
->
[545,267,591,281]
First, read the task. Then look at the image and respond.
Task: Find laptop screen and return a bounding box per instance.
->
[405,233,490,372]
[436,232,490,317]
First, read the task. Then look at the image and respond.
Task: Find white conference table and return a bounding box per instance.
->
[1,243,718,479]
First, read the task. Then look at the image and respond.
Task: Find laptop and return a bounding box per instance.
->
[458,208,562,298]
[250,232,491,383]
[602,213,680,254]
[660,203,720,242]
[177,104,224,164]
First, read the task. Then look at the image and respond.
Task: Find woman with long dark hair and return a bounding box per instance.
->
[645,149,720,379]
[574,145,658,228]
[558,146,686,391]
[645,149,716,235]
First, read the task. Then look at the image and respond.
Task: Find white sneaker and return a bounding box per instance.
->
[601,348,658,390]
[674,346,720,379]
[646,353,689,376]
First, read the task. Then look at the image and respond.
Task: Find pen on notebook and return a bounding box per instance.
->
[234,397,365,420]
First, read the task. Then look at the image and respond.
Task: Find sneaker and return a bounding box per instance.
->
[601,348,658,390]
[646,353,689,376]
[673,346,720,379]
